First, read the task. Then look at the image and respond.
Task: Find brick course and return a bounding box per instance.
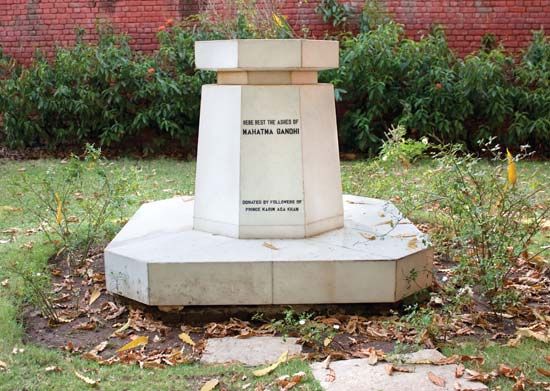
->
[1,0,549,64]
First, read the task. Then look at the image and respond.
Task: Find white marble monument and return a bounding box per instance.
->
[105,39,433,306]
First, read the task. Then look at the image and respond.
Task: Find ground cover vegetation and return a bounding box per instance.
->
[0,136,548,389]
[0,1,549,155]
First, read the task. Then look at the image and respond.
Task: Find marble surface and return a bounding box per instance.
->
[310,356,488,391]
[195,39,339,71]
[200,337,302,366]
[105,195,433,305]
[193,84,344,239]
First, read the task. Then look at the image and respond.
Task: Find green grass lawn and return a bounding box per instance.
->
[0,158,548,390]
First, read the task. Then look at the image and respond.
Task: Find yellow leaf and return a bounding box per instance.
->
[253,350,288,377]
[516,328,548,343]
[506,149,517,187]
[360,232,376,240]
[407,238,418,249]
[272,13,283,28]
[263,242,279,250]
[178,332,195,346]
[116,335,148,352]
[74,370,98,386]
[54,192,64,225]
[0,360,7,370]
[200,379,219,391]
[88,289,101,306]
[324,336,333,347]
[112,318,131,336]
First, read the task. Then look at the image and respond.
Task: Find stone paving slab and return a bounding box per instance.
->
[200,336,302,366]
[311,353,488,391]
[397,348,446,363]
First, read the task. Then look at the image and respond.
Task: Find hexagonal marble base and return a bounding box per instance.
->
[105,195,433,306]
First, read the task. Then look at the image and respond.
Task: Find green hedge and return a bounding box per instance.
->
[0,22,549,154]
[0,28,212,150]
[328,23,550,154]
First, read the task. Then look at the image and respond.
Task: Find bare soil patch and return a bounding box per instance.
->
[21,244,547,368]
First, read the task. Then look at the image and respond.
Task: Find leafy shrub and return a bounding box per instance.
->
[509,31,550,148]
[331,23,550,154]
[378,124,429,166]
[0,28,208,150]
[0,3,292,151]
[255,309,337,350]
[315,0,354,29]
[0,11,548,154]
[10,144,138,266]
[426,141,548,311]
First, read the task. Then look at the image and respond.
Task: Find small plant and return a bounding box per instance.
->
[359,0,390,33]
[315,0,354,29]
[260,309,337,350]
[10,144,139,268]
[402,303,441,340]
[5,261,59,322]
[379,124,429,167]
[190,0,294,39]
[427,140,548,311]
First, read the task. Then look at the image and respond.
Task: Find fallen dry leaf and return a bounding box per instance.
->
[200,378,219,391]
[88,289,101,306]
[515,328,549,343]
[366,354,378,366]
[45,366,62,373]
[89,341,108,355]
[262,242,278,250]
[536,367,550,377]
[507,335,522,347]
[74,370,98,386]
[460,355,485,365]
[498,364,518,378]
[75,321,96,331]
[323,336,333,347]
[386,363,413,376]
[465,369,492,383]
[112,318,131,336]
[276,371,305,390]
[158,305,183,313]
[0,360,7,370]
[117,335,148,353]
[407,238,418,249]
[253,350,288,377]
[178,332,195,346]
[428,371,446,387]
[325,368,336,382]
[455,364,465,378]
[360,232,376,240]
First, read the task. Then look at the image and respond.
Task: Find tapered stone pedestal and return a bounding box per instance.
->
[194,40,343,239]
[105,39,433,306]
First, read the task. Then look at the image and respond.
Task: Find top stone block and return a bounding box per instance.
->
[195,39,339,71]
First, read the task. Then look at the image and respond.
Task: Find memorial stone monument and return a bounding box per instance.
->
[105,39,433,306]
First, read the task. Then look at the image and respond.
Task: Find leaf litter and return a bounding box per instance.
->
[19,242,550,389]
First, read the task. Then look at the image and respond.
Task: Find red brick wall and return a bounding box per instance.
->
[1,0,549,64]
[384,0,550,56]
